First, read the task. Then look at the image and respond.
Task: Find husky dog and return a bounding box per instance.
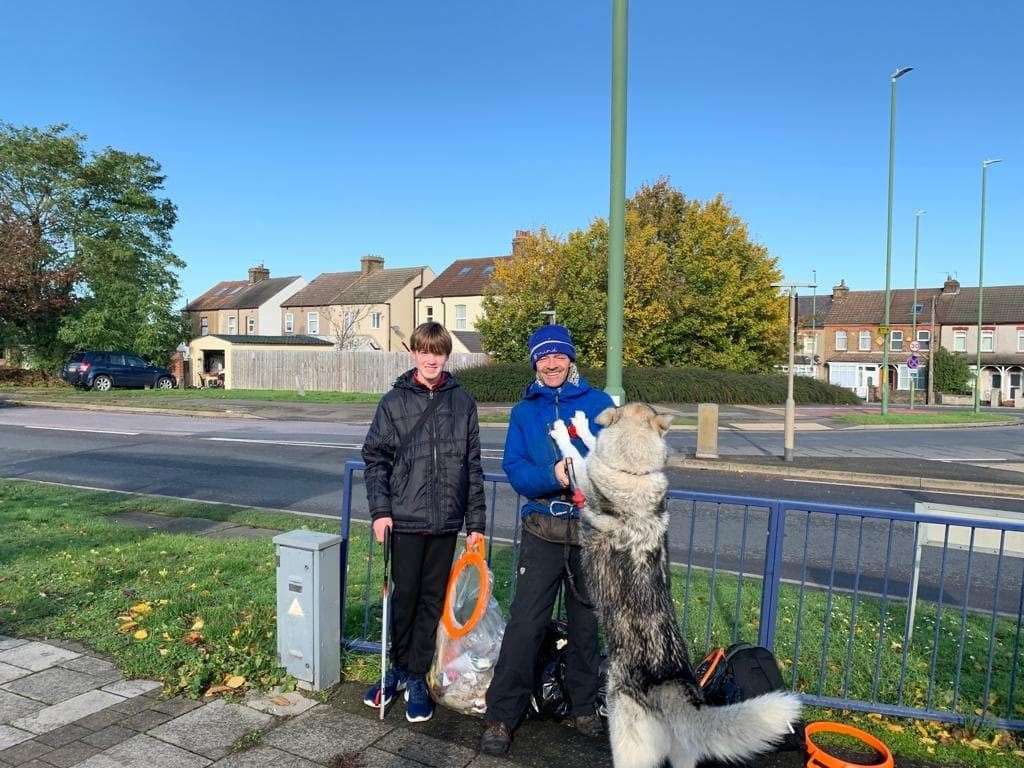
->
[576,403,801,768]
[549,410,598,473]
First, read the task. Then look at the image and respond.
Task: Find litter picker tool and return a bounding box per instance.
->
[379,525,393,720]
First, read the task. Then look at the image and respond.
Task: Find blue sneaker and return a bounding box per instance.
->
[363,665,408,709]
[404,676,434,723]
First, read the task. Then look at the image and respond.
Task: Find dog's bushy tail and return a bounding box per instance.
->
[678,691,802,763]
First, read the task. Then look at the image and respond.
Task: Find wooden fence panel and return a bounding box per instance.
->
[230,349,488,392]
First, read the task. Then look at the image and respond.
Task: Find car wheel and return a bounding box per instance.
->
[157,376,174,390]
[92,375,113,392]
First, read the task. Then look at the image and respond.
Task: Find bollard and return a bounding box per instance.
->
[695,403,719,459]
[274,530,342,691]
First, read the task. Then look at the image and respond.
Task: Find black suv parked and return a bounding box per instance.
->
[61,351,176,391]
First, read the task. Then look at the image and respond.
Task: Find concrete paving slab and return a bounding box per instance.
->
[0,724,34,751]
[110,511,236,536]
[263,705,393,763]
[10,690,124,735]
[0,665,28,687]
[76,733,211,768]
[0,690,46,724]
[211,745,322,767]
[147,699,272,761]
[38,739,101,767]
[206,526,279,540]
[35,723,91,747]
[0,643,80,673]
[57,657,120,679]
[0,736,54,764]
[0,639,27,652]
[375,728,476,768]
[359,746,447,768]
[2,667,110,705]
[100,680,161,699]
[80,725,137,751]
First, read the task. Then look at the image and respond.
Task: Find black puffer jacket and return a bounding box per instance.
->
[362,369,486,535]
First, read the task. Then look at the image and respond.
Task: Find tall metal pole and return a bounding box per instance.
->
[910,210,924,409]
[604,0,628,405]
[784,290,797,462]
[974,159,1003,412]
[927,295,936,406]
[881,67,912,416]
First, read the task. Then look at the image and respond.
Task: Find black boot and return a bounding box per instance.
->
[480,720,512,756]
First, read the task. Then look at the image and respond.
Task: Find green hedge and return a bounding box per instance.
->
[455,362,861,405]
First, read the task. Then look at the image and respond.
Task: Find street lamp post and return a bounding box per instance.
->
[974,159,1003,413]
[776,282,816,462]
[604,0,628,405]
[881,66,913,416]
[909,209,925,410]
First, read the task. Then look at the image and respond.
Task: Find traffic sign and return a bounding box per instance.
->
[910,341,921,353]
[907,355,920,370]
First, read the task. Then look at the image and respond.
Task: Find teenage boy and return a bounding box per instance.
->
[361,321,486,722]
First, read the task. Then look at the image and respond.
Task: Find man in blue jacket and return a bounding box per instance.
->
[480,324,614,756]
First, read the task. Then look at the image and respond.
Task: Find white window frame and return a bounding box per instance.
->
[455,304,467,330]
[1018,330,1024,353]
[344,310,356,330]
[246,316,256,334]
[371,311,382,329]
[308,311,320,336]
[425,305,434,322]
[284,313,294,334]
[917,329,931,350]
[981,329,995,353]
[801,334,815,355]
[835,330,848,352]
[890,330,903,352]
[858,330,871,351]
[200,317,209,336]
[227,316,237,335]
[953,330,967,352]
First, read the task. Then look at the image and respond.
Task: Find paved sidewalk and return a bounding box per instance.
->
[1,637,949,768]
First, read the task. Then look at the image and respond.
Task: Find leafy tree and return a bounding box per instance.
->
[479,179,786,371]
[0,123,186,368]
[931,346,971,394]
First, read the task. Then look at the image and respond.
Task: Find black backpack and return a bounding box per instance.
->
[694,642,805,768]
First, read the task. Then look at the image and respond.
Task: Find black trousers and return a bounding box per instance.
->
[485,530,601,730]
[390,532,458,676]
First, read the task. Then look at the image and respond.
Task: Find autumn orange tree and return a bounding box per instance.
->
[479,179,787,371]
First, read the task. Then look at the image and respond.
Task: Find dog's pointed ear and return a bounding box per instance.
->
[650,412,674,435]
[595,406,620,427]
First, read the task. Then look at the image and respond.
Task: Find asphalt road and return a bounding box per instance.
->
[1,406,1022,618]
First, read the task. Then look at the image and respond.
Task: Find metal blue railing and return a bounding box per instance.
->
[339,459,1024,730]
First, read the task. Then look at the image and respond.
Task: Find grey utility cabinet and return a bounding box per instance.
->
[273,530,343,691]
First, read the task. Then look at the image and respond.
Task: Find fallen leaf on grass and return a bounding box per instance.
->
[271,696,290,706]
[158,648,169,656]
[225,675,245,689]
[884,724,904,733]
[131,602,152,616]
[133,629,149,640]
[205,685,231,697]
[183,631,204,646]
[192,617,205,631]
[118,621,138,633]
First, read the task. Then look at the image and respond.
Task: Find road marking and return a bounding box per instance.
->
[782,477,1024,503]
[23,425,140,436]
[203,437,364,449]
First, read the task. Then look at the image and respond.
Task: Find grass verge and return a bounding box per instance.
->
[0,386,380,406]
[1,479,1021,765]
[836,411,1015,427]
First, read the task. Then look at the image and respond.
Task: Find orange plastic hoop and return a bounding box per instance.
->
[805,721,894,768]
[697,648,725,688]
[440,539,490,639]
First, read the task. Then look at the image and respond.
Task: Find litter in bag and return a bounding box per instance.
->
[427,540,505,716]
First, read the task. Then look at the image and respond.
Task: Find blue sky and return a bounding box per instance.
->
[3,1,1022,303]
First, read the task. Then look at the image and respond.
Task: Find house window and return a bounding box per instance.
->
[227,316,237,335]
[200,317,209,336]
[890,330,903,352]
[1018,330,1024,353]
[344,311,355,329]
[371,312,382,329]
[425,305,434,322]
[247,317,256,334]
[913,303,924,319]
[858,330,871,351]
[835,330,848,351]
[458,266,472,276]
[801,334,815,355]
[285,313,294,334]
[953,329,967,352]
[482,265,495,277]
[991,372,1002,390]
[917,330,930,350]
[308,312,319,335]
[455,304,467,330]
[981,329,995,352]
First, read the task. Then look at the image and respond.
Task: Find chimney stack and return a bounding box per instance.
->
[512,230,530,258]
[832,279,850,299]
[361,255,384,275]
[942,275,960,294]
[248,264,270,284]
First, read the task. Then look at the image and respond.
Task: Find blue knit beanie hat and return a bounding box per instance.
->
[528,324,577,369]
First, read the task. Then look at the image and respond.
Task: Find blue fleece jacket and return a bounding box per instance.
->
[502,376,615,518]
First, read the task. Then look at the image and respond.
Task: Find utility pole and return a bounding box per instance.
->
[927,295,936,406]
[776,282,816,462]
